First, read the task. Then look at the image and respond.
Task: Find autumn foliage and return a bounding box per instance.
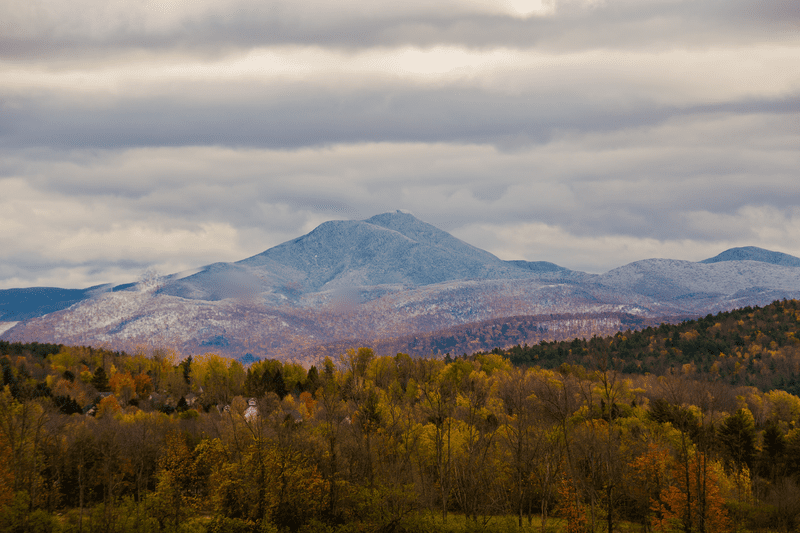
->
[1,301,800,531]
[0,432,12,510]
[651,452,731,533]
[557,474,588,533]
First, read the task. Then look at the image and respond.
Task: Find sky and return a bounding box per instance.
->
[1,0,799,290]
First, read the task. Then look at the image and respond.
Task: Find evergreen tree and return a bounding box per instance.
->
[91,366,110,392]
[718,409,757,472]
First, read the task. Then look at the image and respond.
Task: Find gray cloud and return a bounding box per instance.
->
[2,0,797,58]
[4,78,798,151]
[1,0,798,289]
[2,106,798,287]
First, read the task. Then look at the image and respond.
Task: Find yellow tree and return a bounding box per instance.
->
[153,431,201,531]
[0,386,48,510]
[450,364,503,523]
[415,357,455,522]
[96,395,121,418]
[533,368,585,526]
[191,353,241,406]
[109,372,137,405]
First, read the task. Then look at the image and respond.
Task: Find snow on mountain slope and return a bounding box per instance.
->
[237,210,537,290]
[596,259,800,301]
[700,246,800,267]
[2,276,641,361]
[159,211,542,301]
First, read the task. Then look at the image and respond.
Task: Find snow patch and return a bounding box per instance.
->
[0,322,19,335]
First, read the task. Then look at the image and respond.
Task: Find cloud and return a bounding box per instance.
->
[2,108,799,288]
[1,0,797,58]
[3,52,798,151]
[1,0,798,290]
[455,207,800,274]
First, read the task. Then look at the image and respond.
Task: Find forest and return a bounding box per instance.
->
[491,300,800,395]
[2,300,800,532]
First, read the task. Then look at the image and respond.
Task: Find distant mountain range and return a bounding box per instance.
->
[3,211,800,363]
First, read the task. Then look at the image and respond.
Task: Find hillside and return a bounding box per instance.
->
[488,299,800,395]
[301,311,674,361]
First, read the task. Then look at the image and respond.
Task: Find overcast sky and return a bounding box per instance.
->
[1,0,799,289]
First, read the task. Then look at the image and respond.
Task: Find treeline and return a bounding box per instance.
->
[0,342,319,413]
[491,299,800,394]
[3,339,800,532]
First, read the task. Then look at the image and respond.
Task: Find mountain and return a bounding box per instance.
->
[157,211,544,302]
[595,258,800,305]
[700,246,800,267]
[3,212,800,363]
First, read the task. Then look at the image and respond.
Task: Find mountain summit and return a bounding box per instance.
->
[161,211,540,300]
[240,210,533,287]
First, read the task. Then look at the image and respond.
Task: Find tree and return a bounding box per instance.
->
[0,386,48,511]
[533,369,584,528]
[581,355,632,533]
[628,442,672,530]
[92,415,129,530]
[91,367,110,392]
[718,408,757,473]
[192,354,237,406]
[557,473,588,533]
[118,410,168,517]
[0,430,13,510]
[109,372,137,405]
[450,365,502,522]
[498,367,544,528]
[315,356,347,520]
[246,359,288,399]
[153,431,200,531]
[305,366,320,395]
[133,372,153,398]
[416,358,455,522]
[652,452,730,533]
[179,356,192,385]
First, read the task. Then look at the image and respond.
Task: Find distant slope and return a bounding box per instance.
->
[301,311,670,361]
[700,246,800,267]
[490,299,800,394]
[503,260,569,273]
[595,258,800,304]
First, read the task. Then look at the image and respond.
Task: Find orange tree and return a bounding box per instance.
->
[557,473,588,533]
[652,451,730,533]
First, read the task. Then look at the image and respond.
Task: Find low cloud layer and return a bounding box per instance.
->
[1,0,798,289]
[3,0,798,56]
